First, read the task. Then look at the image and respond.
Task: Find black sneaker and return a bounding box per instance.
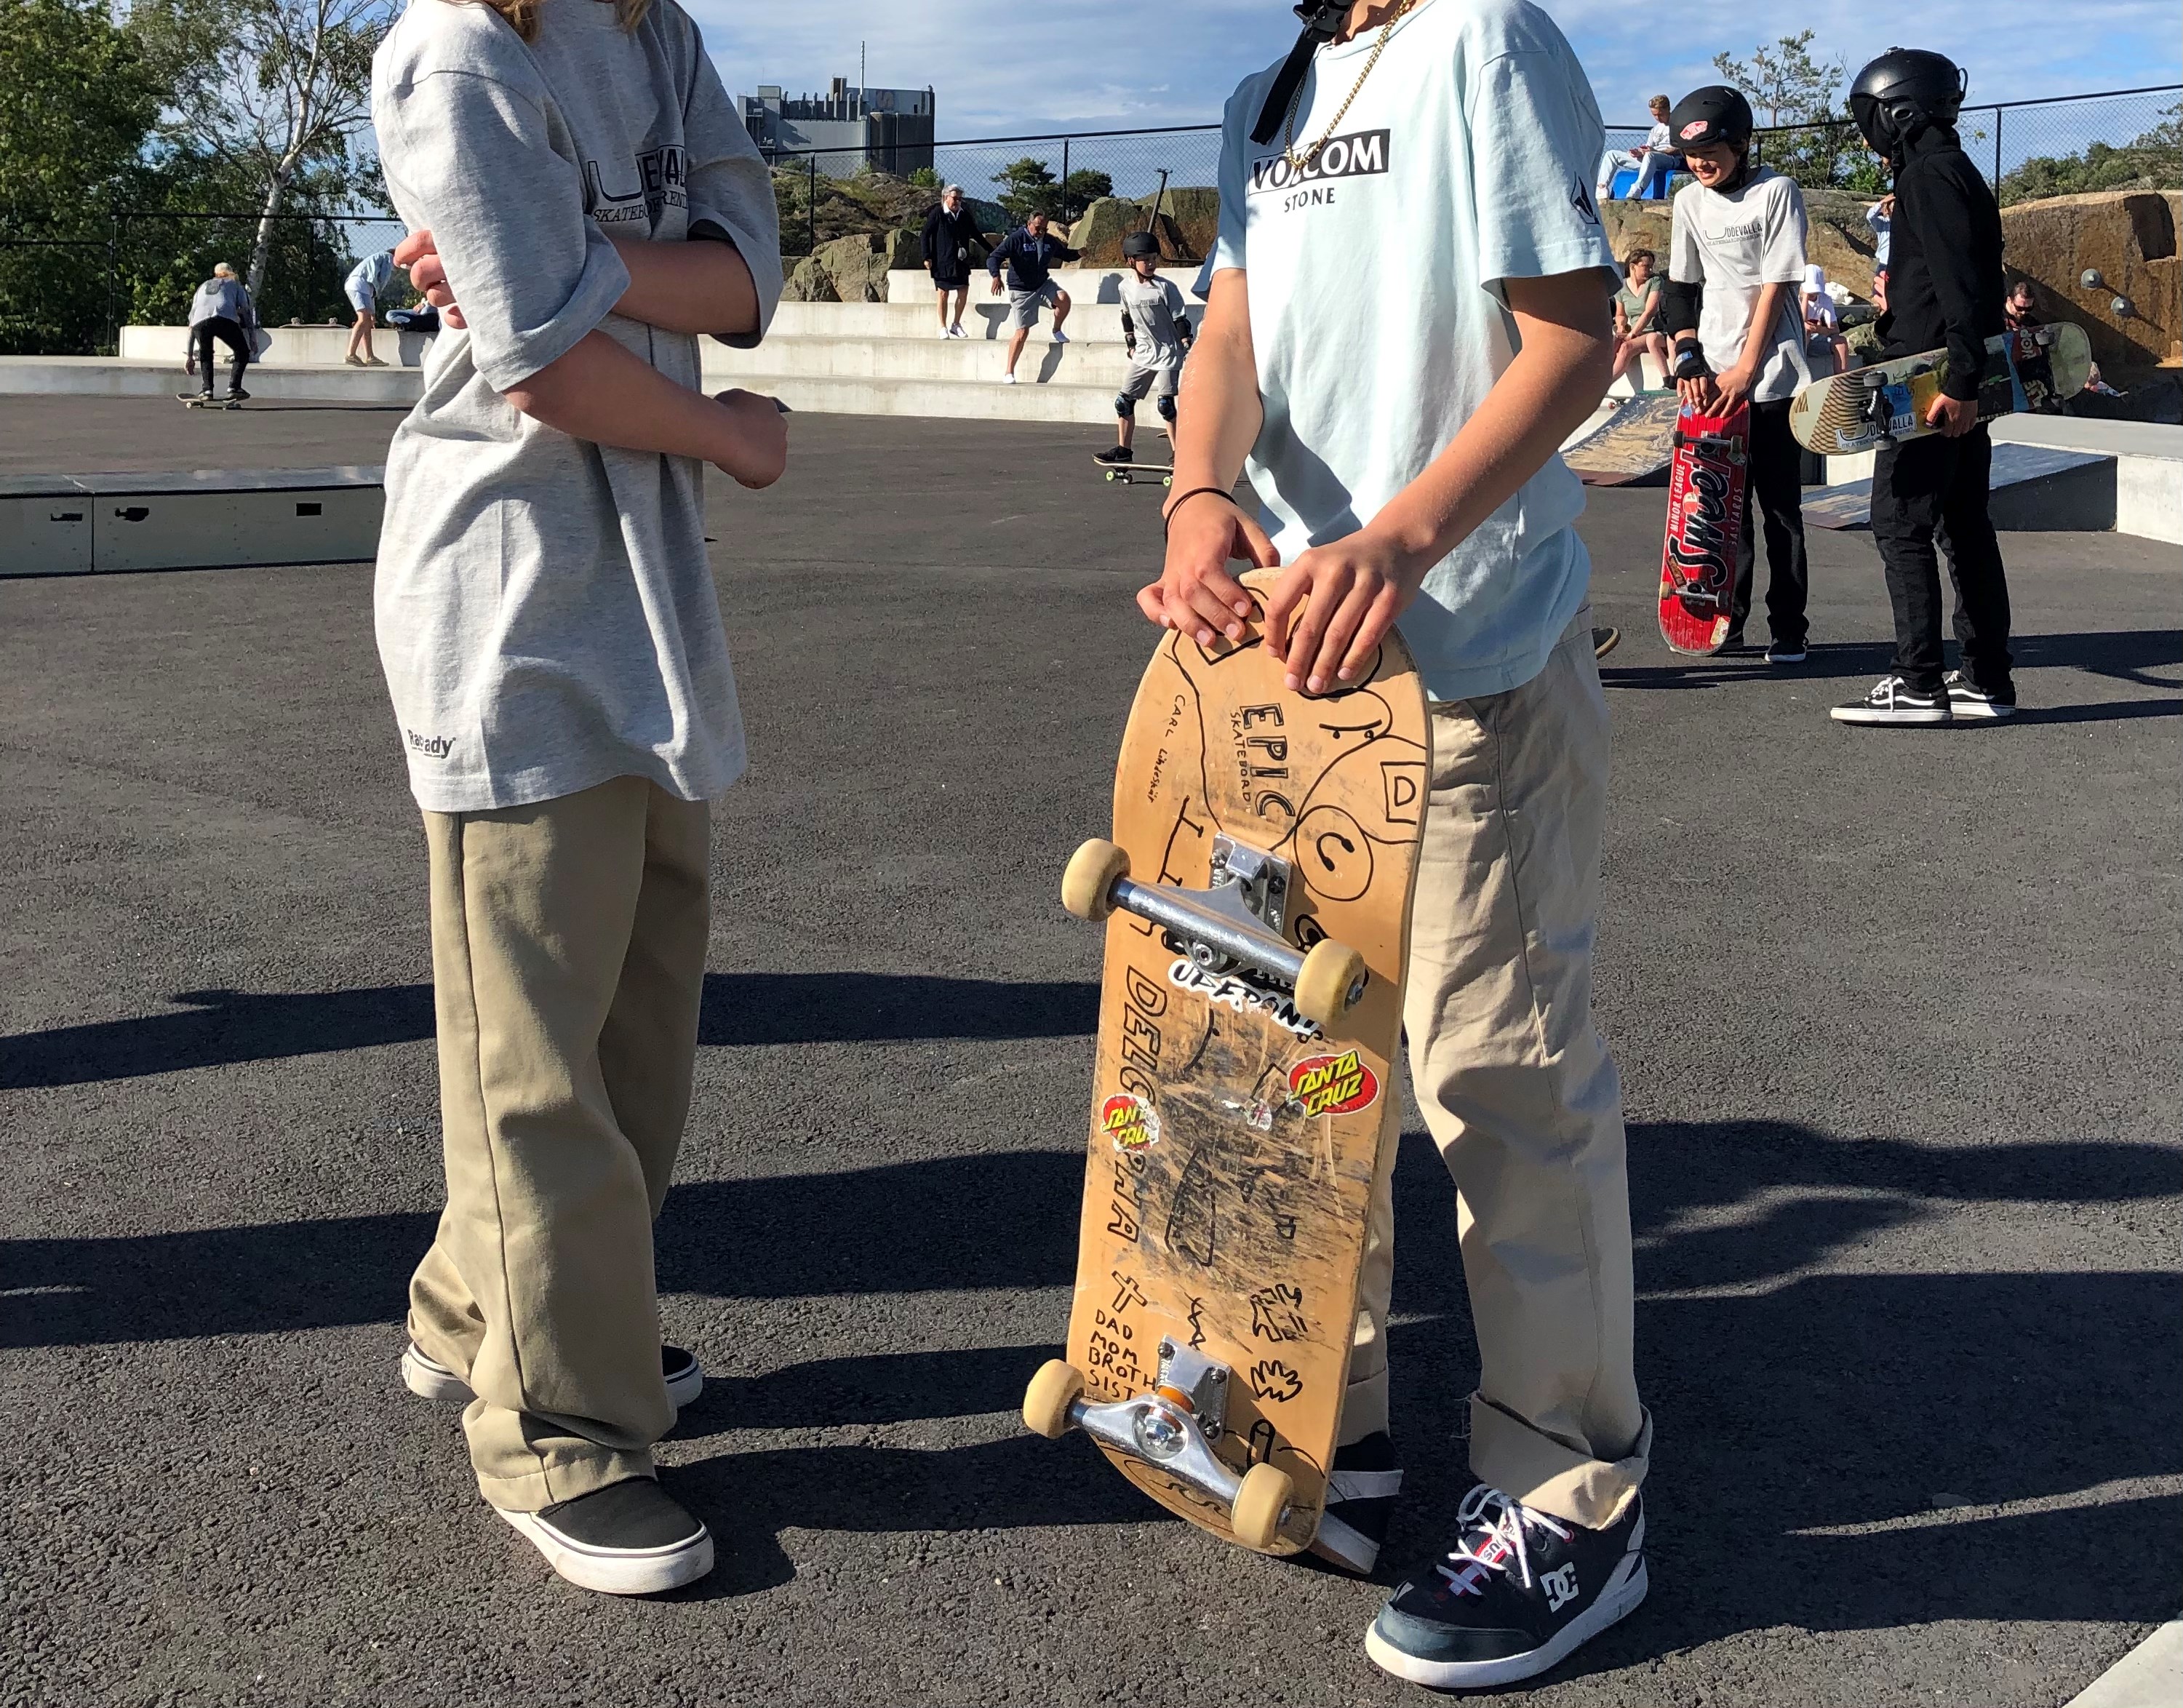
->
[1829,674,1952,725]
[1310,1432,1402,1573]
[1943,669,2016,719]
[1765,639,1808,664]
[496,1477,714,1595]
[1093,444,1133,465]
[223,387,250,403]
[1365,1485,1648,1689]
[402,1341,703,1410]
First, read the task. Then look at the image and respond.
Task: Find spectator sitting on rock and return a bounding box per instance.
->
[987,209,1079,385]
[922,185,986,340]
[1801,265,1850,375]
[1610,247,1667,386]
[1596,95,1680,201]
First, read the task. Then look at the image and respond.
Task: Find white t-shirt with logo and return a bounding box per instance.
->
[1206,0,1616,703]
[1667,166,1812,403]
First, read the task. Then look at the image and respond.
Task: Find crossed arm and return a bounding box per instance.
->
[1144,265,1616,694]
[396,228,786,488]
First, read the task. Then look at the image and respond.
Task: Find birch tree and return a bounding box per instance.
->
[131,0,393,295]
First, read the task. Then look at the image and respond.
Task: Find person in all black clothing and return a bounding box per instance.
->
[1832,47,2014,726]
[920,185,986,340]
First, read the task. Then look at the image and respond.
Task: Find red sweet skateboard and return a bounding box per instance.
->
[1656,402,1747,655]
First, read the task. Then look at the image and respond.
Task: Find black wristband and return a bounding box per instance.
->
[1672,343,1713,381]
[1162,486,1239,536]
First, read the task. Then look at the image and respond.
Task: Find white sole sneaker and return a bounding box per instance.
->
[1829,703,1951,725]
[496,1504,714,1596]
[1364,1554,1649,1689]
[999,372,1018,384]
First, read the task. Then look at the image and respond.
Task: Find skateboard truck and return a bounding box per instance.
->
[1061,836,1368,1030]
[1022,1343,1298,1552]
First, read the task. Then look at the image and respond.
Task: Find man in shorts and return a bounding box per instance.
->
[986,209,1079,384]
[1096,231,1194,466]
[343,247,398,367]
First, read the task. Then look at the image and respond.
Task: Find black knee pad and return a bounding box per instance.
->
[1115,394,1137,418]
[1156,394,1178,424]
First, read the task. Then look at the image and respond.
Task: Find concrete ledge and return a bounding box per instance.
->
[120,323,435,368]
[0,358,422,405]
[2065,1619,2183,1708]
[1993,415,2183,544]
[1,465,384,576]
[701,370,1124,425]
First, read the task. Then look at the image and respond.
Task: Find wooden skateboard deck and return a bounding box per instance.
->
[1094,456,1174,487]
[1656,402,1747,655]
[1024,568,1427,1555]
[1789,324,2093,457]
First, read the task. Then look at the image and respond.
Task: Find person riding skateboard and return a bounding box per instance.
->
[1832,47,2014,725]
[371,0,786,1595]
[1096,231,1194,467]
[986,209,1078,383]
[185,261,258,405]
[1659,84,1814,664]
[1146,0,1649,1687]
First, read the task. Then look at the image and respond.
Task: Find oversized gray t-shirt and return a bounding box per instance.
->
[370,0,783,813]
[1118,274,1188,374]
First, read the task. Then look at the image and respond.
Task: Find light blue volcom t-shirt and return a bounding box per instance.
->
[1208,0,1616,701]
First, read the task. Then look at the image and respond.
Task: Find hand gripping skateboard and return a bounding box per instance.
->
[1023,568,1427,1555]
[1656,401,1747,655]
[1788,323,2093,456]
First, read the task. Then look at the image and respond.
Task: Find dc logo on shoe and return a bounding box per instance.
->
[1541,1563,1581,1612]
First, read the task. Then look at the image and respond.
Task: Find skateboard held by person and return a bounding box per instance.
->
[1656,402,1748,655]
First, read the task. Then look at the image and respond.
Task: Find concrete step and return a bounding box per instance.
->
[703,370,1126,426]
[709,331,1142,386]
[0,357,423,404]
[119,324,434,369]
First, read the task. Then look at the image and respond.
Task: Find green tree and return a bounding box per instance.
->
[0,0,163,351]
[1999,105,2183,205]
[129,0,394,295]
[994,157,1115,224]
[1712,31,1868,190]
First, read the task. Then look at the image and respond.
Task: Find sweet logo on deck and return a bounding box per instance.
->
[1245,129,1390,197]
[1285,1050,1379,1119]
[1101,1093,1161,1152]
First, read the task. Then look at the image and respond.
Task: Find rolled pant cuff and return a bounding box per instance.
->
[1338,1367,1392,1448]
[1469,1395,1652,1531]
[475,1444,656,1515]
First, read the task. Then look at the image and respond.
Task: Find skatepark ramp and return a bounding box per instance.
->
[1,467,383,575]
[1803,441,2120,532]
[1561,392,1680,487]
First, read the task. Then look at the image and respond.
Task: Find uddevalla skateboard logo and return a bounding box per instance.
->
[1101,1092,1161,1152]
[1285,1050,1380,1120]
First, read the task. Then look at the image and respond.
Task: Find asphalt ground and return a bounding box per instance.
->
[2,396,2178,1708]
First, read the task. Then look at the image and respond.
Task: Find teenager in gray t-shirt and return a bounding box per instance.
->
[370,0,786,1596]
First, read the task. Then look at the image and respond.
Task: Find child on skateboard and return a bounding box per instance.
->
[1095,231,1194,468]
[1832,48,2015,725]
[370,0,785,1595]
[1659,85,1814,663]
[1146,0,1648,1687]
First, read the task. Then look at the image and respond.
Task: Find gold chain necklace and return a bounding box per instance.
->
[1280,0,1419,175]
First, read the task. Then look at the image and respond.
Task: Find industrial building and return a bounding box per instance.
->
[741,79,938,176]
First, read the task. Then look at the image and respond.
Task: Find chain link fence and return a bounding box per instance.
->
[4,87,2172,352]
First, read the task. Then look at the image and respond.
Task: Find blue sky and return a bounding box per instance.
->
[690,0,2179,135]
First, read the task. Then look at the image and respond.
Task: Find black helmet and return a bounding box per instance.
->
[1849,49,1968,153]
[1121,231,1161,261]
[1667,86,1754,152]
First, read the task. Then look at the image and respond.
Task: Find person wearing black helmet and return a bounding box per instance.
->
[1657,84,1815,665]
[1097,229,1195,466]
[1831,47,2015,725]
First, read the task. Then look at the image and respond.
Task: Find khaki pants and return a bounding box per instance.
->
[1345,612,1651,1530]
[407,775,710,1512]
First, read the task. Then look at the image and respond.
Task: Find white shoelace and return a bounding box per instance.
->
[1434,1485,1572,1597]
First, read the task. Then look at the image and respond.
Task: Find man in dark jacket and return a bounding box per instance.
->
[986,210,1080,384]
[1832,48,2014,726]
[921,185,986,340]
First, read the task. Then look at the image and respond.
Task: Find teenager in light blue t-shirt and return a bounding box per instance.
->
[1145,0,1648,1688]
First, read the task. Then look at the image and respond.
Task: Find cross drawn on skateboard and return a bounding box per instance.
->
[1656,402,1747,656]
[1022,568,1427,1555]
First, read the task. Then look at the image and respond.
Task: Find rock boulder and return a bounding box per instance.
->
[1066,196,1141,263]
[2000,190,2180,372]
[780,255,837,303]
[815,232,891,303]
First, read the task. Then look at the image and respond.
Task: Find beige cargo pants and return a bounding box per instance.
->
[405,775,710,1513]
[1344,611,1651,1530]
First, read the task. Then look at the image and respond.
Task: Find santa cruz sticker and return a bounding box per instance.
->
[1286,1050,1380,1120]
[1101,1092,1161,1152]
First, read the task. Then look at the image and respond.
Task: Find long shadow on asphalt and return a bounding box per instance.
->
[0,972,1101,1089]
[1600,626,2183,701]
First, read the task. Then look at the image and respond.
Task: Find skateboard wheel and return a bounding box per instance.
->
[1229,1462,1293,1551]
[1293,939,1367,1031]
[1022,1359,1085,1439]
[1061,838,1130,922]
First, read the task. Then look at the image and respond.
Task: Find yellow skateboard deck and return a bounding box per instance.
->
[1024,569,1428,1554]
